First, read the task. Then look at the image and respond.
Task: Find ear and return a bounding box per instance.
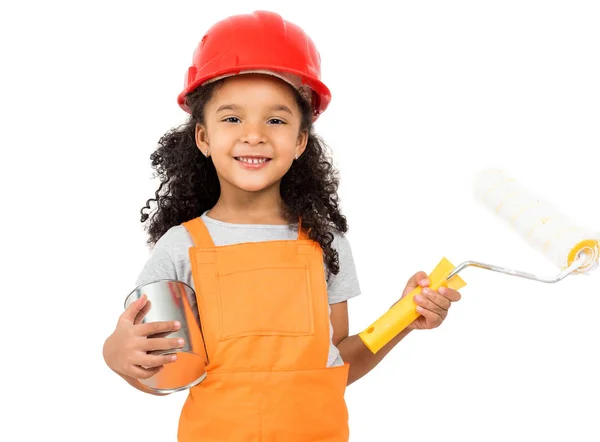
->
[195,123,210,156]
[295,129,309,158]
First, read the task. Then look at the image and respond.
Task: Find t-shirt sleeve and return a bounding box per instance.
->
[326,232,362,304]
[134,226,194,288]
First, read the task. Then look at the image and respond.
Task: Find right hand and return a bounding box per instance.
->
[103,294,184,380]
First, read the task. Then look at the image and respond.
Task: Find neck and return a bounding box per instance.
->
[208,182,288,225]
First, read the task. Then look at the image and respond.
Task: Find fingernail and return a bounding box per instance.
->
[178,339,184,346]
[415,295,422,302]
[439,287,447,295]
[174,321,181,328]
[422,278,430,286]
[170,354,177,361]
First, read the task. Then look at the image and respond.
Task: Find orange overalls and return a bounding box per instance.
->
[177,216,350,441]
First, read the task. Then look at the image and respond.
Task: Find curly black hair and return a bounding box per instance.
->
[140,78,348,276]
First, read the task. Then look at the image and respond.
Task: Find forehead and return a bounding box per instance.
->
[210,74,299,105]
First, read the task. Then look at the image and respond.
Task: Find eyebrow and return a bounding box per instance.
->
[216,104,241,113]
[269,104,293,114]
[216,104,294,114]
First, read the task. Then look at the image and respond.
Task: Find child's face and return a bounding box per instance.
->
[196,74,308,194]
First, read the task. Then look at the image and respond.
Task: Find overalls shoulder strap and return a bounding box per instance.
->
[182,217,215,248]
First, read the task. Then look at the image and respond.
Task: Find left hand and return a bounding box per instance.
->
[400,271,462,331]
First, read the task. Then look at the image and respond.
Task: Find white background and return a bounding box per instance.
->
[2,0,599,440]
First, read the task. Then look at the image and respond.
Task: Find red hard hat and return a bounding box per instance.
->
[177,10,331,121]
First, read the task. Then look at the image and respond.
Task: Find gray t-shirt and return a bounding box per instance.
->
[135,211,362,367]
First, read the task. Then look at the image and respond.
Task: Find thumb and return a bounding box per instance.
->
[402,271,429,298]
[121,293,148,323]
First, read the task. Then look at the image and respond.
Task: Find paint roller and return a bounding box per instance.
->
[359,168,600,354]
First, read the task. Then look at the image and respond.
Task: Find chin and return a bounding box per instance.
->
[232,179,278,193]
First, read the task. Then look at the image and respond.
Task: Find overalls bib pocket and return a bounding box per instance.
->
[216,264,315,340]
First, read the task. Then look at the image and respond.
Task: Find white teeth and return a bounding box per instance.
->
[238,157,268,164]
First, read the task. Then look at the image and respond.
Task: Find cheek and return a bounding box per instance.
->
[210,151,233,172]
[206,129,235,156]
[272,131,301,154]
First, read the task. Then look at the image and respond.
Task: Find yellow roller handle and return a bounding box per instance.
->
[359,257,467,354]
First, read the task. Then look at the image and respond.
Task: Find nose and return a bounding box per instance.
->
[241,122,266,145]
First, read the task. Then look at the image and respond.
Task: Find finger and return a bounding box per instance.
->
[138,352,179,369]
[120,294,148,324]
[402,271,430,297]
[136,320,181,337]
[439,286,462,302]
[409,271,430,288]
[421,288,451,311]
[142,337,185,352]
[134,300,152,325]
[415,292,447,318]
[415,304,443,328]
[147,330,175,339]
[128,364,163,380]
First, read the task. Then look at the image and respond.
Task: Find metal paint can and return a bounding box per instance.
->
[124,279,208,394]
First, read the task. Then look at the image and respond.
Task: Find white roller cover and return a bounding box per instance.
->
[473,169,599,273]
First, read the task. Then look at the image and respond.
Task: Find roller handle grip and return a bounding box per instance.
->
[358,257,467,354]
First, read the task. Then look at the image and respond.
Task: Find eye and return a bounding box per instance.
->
[222,116,241,123]
[268,118,286,125]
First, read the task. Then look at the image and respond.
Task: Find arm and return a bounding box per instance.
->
[332,272,462,386]
[103,330,172,396]
[331,301,412,386]
[105,227,189,395]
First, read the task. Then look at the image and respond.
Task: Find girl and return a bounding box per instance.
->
[102,10,462,442]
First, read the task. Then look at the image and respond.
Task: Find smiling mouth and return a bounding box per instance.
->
[234,157,272,164]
